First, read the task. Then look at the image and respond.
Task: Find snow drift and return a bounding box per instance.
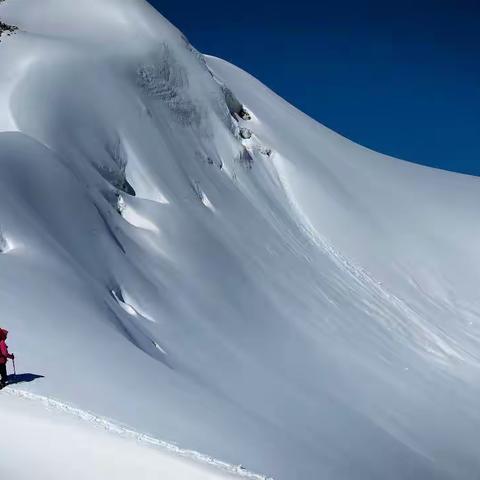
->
[1,1,480,479]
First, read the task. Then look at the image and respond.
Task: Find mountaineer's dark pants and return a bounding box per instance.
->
[0,363,7,386]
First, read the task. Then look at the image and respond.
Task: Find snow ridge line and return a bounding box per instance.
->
[6,388,274,480]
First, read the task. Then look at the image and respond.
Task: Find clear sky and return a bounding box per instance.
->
[148,0,480,176]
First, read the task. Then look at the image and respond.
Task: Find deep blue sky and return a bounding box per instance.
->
[148,0,480,176]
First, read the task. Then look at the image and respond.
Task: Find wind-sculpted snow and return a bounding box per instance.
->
[1,1,480,479]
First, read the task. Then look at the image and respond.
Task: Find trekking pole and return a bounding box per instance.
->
[12,358,16,377]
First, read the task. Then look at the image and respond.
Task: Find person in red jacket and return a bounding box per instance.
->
[0,328,14,389]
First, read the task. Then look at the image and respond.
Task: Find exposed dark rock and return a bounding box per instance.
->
[240,128,252,140]
[0,20,18,41]
[239,107,252,120]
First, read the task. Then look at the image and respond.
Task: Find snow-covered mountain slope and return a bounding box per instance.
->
[1,1,480,479]
[0,390,261,480]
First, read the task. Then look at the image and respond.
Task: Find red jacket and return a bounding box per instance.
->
[0,329,13,365]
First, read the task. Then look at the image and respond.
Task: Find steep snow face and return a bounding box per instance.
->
[1,1,480,479]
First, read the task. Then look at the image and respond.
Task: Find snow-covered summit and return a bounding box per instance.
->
[1,1,480,479]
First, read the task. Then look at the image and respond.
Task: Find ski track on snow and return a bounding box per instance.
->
[273,157,466,364]
[4,388,273,480]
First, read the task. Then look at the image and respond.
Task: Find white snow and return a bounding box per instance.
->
[1,1,480,479]
[121,198,161,233]
[0,389,263,480]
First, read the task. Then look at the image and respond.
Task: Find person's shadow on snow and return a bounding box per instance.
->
[8,373,44,385]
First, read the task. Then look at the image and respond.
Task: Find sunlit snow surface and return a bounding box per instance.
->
[0,389,264,480]
[1,1,480,479]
